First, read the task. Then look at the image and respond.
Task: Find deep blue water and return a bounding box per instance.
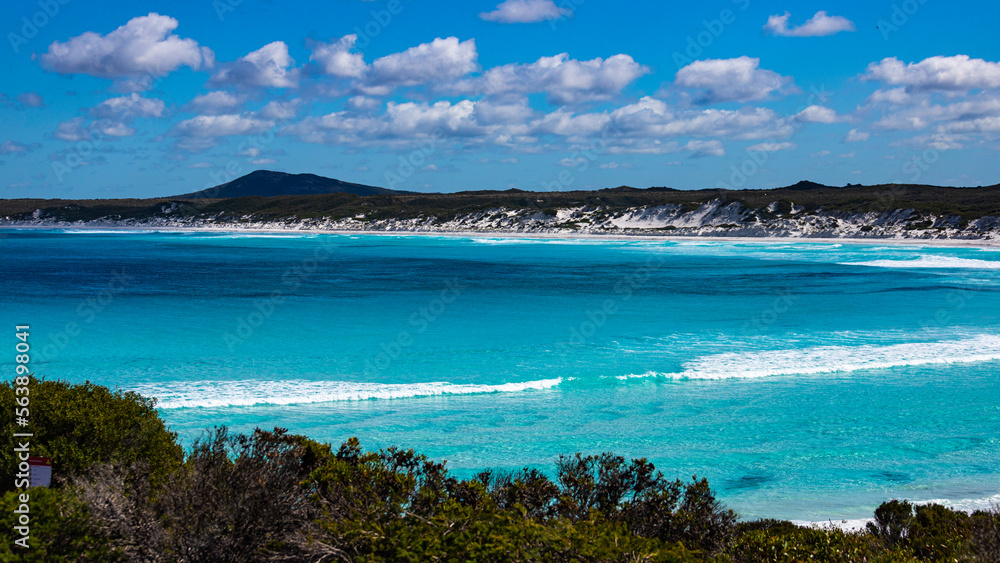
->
[3,229,999,521]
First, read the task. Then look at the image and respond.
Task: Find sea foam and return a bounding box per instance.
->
[842,255,1000,269]
[621,335,1000,380]
[131,377,563,409]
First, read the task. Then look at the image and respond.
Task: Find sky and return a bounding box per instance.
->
[1,0,999,198]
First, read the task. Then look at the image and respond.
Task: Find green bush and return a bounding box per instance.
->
[0,487,122,562]
[0,377,183,493]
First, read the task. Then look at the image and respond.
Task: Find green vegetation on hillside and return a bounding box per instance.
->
[3,181,1000,226]
[1,378,997,562]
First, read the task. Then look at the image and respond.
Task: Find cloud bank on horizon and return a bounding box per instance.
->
[0,0,998,198]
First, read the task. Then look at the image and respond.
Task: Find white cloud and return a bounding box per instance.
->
[763,11,856,37]
[747,142,796,152]
[811,150,831,157]
[173,114,275,137]
[795,105,839,123]
[909,133,967,150]
[869,92,1000,131]
[289,100,484,145]
[479,0,569,23]
[90,93,166,119]
[366,37,478,90]
[675,57,793,103]
[186,91,244,114]
[40,13,213,89]
[684,140,725,157]
[259,100,301,120]
[844,128,869,142]
[866,87,911,105]
[558,156,587,167]
[53,117,89,141]
[285,94,791,156]
[474,99,535,125]
[211,41,297,88]
[310,35,367,78]
[864,55,1000,91]
[346,96,380,111]
[470,53,648,104]
[251,158,277,165]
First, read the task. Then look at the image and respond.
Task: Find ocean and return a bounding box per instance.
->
[3,229,999,522]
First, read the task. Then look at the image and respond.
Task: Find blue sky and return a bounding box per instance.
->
[1,0,999,198]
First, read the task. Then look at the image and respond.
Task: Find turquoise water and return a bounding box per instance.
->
[3,229,999,521]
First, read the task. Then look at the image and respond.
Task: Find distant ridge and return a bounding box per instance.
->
[174,170,405,198]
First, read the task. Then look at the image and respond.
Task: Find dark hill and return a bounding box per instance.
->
[175,170,404,198]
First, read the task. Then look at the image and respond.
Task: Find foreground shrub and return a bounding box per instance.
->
[0,378,183,493]
[0,487,121,562]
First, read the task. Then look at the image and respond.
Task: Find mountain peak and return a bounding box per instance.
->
[174,170,406,198]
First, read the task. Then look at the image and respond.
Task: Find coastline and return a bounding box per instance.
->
[5,223,1000,249]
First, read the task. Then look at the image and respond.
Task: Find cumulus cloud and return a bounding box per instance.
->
[859,55,1000,149]
[747,142,796,152]
[675,57,793,103]
[211,41,298,88]
[40,13,213,90]
[468,53,648,104]
[309,35,367,78]
[346,96,380,111]
[258,100,301,120]
[683,140,725,157]
[186,91,245,114]
[365,37,478,90]
[479,0,569,23]
[286,94,791,156]
[795,105,839,123]
[173,114,275,137]
[53,117,90,141]
[764,11,856,37]
[90,93,166,119]
[844,128,869,142]
[864,55,1000,91]
[866,87,911,105]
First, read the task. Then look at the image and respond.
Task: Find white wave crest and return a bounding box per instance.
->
[621,335,1000,380]
[131,377,563,409]
[842,255,1000,269]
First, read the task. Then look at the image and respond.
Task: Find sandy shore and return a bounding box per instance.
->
[5,223,1000,248]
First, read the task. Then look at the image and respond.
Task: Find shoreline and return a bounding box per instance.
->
[6,223,1000,249]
